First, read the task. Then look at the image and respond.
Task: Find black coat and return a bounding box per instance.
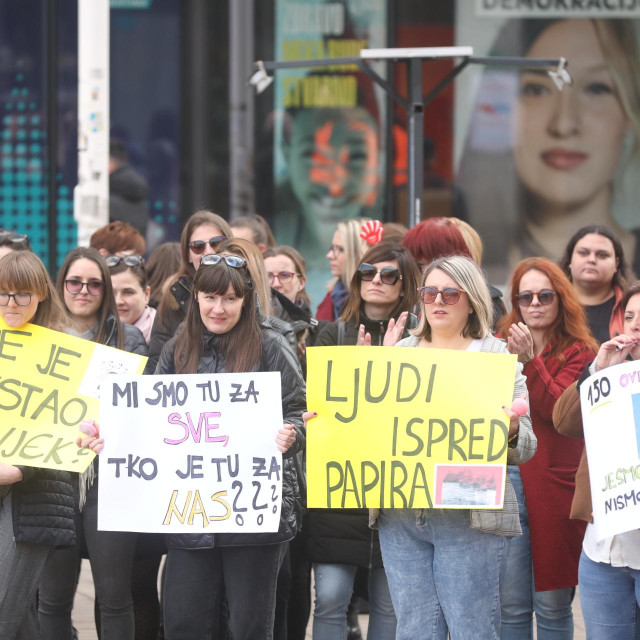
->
[155,322,306,549]
[9,466,76,548]
[307,312,416,568]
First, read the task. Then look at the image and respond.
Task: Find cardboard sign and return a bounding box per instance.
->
[0,320,146,471]
[98,372,285,534]
[306,345,518,509]
[581,360,640,540]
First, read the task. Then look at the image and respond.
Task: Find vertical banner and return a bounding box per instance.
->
[454,2,640,282]
[581,360,640,540]
[273,0,387,305]
[98,372,284,533]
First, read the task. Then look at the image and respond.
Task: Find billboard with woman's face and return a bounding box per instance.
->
[455,4,640,282]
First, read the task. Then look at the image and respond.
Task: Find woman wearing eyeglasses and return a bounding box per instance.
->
[497,257,597,639]
[37,247,148,640]
[0,251,76,639]
[148,252,304,639]
[308,243,419,640]
[362,255,535,639]
[147,210,232,373]
[107,255,156,344]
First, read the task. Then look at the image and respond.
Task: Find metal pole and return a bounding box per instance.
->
[407,58,423,229]
[44,0,58,272]
[229,0,255,218]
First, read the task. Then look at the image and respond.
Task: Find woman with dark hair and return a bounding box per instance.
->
[308,243,420,639]
[145,242,180,309]
[0,251,75,639]
[498,257,597,639]
[82,253,306,639]
[146,210,232,372]
[554,281,640,638]
[457,18,640,277]
[38,247,147,640]
[559,224,630,344]
[0,229,32,259]
[230,214,276,253]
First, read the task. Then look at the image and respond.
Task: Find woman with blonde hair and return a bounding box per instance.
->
[316,217,374,321]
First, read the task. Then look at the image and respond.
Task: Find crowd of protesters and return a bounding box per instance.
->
[0,212,638,640]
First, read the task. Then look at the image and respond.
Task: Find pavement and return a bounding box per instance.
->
[72,559,586,639]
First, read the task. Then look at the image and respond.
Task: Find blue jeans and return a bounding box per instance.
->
[579,550,640,640]
[500,467,574,639]
[163,542,287,640]
[378,508,509,640]
[312,563,396,640]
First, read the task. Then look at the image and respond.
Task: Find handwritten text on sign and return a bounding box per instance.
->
[0,319,146,472]
[306,346,517,509]
[98,372,284,534]
[581,360,640,540]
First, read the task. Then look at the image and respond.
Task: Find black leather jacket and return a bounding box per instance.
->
[155,322,306,549]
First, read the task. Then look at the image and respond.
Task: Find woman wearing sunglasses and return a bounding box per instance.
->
[37,247,148,640]
[309,243,419,640]
[148,252,304,639]
[107,255,156,344]
[147,210,232,373]
[0,251,76,639]
[497,257,597,639]
[370,255,536,639]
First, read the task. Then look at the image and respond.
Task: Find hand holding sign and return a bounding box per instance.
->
[77,420,104,454]
[276,423,296,453]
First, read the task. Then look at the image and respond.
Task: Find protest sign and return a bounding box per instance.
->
[98,372,285,534]
[306,345,517,509]
[0,319,146,472]
[580,360,640,540]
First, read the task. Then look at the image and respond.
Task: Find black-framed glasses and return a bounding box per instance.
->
[357,263,402,285]
[64,279,105,296]
[268,271,299,284]
[189,236,226,255]
[200,254,247,269]
[0,292,33,306]
[418,286,465,305]
[105,255,145,268]
[516,289,556,307]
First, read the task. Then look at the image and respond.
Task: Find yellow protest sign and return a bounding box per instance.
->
[306,345,518,509]
[0,319,147,472]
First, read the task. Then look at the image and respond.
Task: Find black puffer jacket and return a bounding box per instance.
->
[8,466,76,548]
[155,322,306,549]
[146,276,191,374]
[104,314,149,355]
[307,311,416,568]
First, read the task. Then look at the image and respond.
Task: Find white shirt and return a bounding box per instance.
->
[583,524,640,569]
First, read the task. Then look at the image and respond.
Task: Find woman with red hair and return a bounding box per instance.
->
[498,257,597,639]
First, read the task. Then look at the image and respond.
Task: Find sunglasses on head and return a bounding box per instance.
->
[516,289,556,307]
[0,231,29,245]
[105,255,145,268]
[200,254,247,269]
[418,286,464,305]
[357,263,402,285]
[189,236,225,255]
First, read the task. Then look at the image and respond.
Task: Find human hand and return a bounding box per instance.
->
[0,463,23,485]
[276,423,296,453]
[507,322,534,363]
[357,324,372,346]
[383,311,408,347]
[76,420,103,454]
[595,335,640,371]
[302,411,317,427]
[502,403,520,439]
[297,339,307,360]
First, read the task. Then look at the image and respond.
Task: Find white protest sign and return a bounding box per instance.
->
[98,372,284,534]
[580,360,640,540]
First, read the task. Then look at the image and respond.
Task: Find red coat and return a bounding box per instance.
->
[520,343,594,591]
